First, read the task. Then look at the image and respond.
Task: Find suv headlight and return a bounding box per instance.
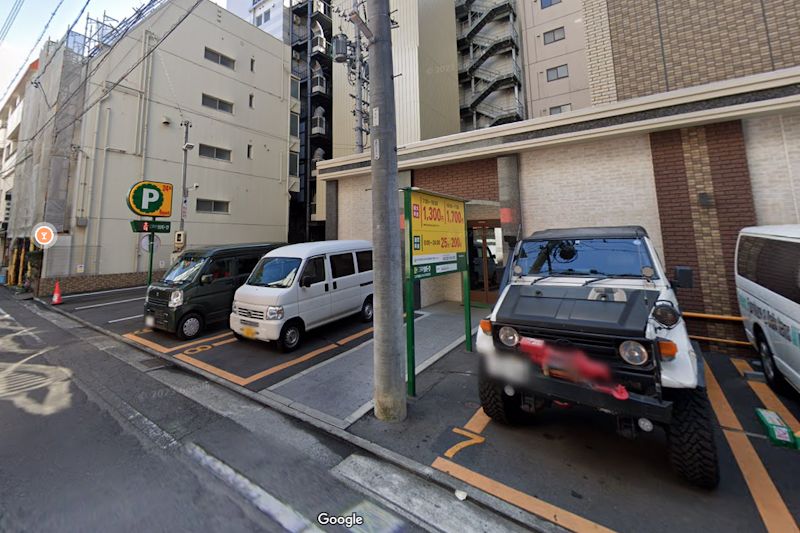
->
[652,302,681,328]
[168,290,183,308]
[498,326,520,347]
[266,306,284,320]
[619,340,649,366]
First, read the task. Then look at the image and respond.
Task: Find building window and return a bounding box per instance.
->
[249,94,254,108]
[541,0,561,8]
[289,152,299,176]
[196,199,230,214]
[546,64,569,81]
[250,58,255,72]
[263,8,270,22]
[3,192,11,222]
[290,112,299,137]
[543,26,565,45]
[255,14,262,26]
[202,93,234,113]
[549,103,571,115]
[290,78,300,99]
[198,143,232,161]
[204,47,235,69]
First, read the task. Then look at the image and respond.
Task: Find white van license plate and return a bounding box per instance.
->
[241,326,257,339]
[144,315,155,327]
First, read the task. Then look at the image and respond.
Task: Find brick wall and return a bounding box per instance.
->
[413,159,498,201]
[37,270,167,297]
[650,121,757,352]
[583,0,618,105]
[607,0,799,100]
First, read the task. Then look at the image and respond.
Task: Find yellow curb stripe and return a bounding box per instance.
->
[336,327,374,346]
[705,365,799,533]
[175,353,249,386]
[431,457,616,533]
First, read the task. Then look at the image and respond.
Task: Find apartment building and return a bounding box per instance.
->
[0,60,38,267]
[6,0,293,293]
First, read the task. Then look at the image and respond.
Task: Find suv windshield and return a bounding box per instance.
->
[162,256,207,284]
[247,257,301,288]
[513,238,657,278]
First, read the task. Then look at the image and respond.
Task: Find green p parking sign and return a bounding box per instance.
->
[127,181,173,217]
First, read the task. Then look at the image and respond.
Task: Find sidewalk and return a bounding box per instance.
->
[262,301,483,428]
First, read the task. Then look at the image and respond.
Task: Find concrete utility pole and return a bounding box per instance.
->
[365,0,406,421]
[178,119,192,249]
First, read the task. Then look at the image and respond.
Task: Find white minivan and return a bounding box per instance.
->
[735,225,800,393]
[230,240,374,351]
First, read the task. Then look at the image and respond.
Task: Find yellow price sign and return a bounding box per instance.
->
[408,189,467,279]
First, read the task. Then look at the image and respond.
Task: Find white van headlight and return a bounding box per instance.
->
[266,306,284,320]
[619,340,649,366]
[168,290,183,308]
[232,301,239,313]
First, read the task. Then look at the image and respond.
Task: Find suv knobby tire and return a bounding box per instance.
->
[666,387,720,489]
[478,369,525,425]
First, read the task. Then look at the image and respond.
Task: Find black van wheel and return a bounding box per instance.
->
[478,367,526,425]
[758,335,788,392]
[177,313,204,340]
[360,297,374,322]
[277,321,303,353]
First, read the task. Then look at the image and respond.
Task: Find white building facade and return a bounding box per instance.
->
[7,0,294,291]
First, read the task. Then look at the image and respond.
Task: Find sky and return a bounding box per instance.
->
[0,0,224,103]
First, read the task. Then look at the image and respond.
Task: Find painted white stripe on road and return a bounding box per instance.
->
[185,443,322,533]
[61,286,147,299]
[74,297,145,311]
[108,314,144,324]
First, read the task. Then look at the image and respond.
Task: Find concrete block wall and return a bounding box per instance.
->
[38,270,166,297]
[743,112,800,225]
[518,133,665,256]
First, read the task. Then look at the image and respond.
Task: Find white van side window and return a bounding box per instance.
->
[356,250,373,272]
[737,235,800,303]
[330,252,356,278]
[302,256,326,284]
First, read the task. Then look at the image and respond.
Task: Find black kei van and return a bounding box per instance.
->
[144,243,283,339]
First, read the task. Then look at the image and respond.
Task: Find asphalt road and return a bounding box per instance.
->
[0,289,416,532]
[351,344,800,533]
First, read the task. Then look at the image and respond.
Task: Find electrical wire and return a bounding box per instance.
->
[0,0,25,45]
[0,0,67,106]
[34,0,92,82]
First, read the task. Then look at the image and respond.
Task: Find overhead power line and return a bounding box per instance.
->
[0,0,67,106]
[35,0,92,82]
[21,0,202,147]
[0,0,25,45]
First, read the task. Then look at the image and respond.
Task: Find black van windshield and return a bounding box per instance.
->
[247,257,301,288]
[513,238,657,279]
[162,256,207,284]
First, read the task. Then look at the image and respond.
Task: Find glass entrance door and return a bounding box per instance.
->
[467,222,503,305]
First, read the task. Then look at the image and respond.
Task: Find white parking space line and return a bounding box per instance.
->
[108,314,144,324]
[60,286,146,300]
[73,297,145,311]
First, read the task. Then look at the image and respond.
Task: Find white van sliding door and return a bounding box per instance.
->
[330,252,362,317]
[298,256,331,329]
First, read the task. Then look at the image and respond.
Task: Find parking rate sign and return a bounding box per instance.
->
[127,181,173,217]
[408,189,467,279]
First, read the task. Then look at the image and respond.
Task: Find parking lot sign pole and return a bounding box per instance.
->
[404,189,416,396]
[147,219,155,285]
[403,188,470,397]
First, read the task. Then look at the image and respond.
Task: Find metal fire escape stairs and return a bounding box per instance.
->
[456,0,524,128]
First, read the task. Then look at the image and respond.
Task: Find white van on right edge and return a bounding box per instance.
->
[230,240,374,352]
[735,225,800,393]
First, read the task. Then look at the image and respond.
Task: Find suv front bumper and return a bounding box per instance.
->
[477,330,673,423]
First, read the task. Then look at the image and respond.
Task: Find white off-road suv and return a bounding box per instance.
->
[477,226,720,489]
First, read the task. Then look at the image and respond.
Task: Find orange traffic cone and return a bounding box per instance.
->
[52,281,63,305]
